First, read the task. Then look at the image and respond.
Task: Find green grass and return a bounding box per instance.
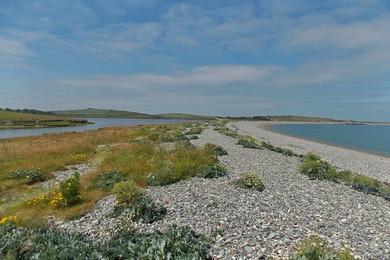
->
[0,110,89,129]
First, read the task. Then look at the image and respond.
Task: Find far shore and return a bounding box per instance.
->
[230,121,390,183]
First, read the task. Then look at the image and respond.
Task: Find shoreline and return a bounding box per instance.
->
[230,121,390,183]
[262,122,390,159]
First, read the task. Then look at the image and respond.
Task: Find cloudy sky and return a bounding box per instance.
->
[1,0,390,120]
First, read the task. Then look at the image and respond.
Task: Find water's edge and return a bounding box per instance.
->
[267,123,390,158]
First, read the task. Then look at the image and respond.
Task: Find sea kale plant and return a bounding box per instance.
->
[235,172,265,191]
[201,164,228,179]
[0,223,211,259]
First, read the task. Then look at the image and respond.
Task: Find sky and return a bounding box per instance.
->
[1,0,390,121]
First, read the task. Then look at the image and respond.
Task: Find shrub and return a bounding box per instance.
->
[236,136,262,149]
[261,142,295,156]
[91,170,125,190]
[292,235,354,260]
[185,126,203,135]
[204,143,228,156]
[3,169,50,185]
[112,180,144,204]
[0,224,211,259]
[59,173,81,207]
[148,160,175,186]
[201,164,227,179]
[112,195,167,223]
[188,135,199,140]
[217,127,239,138]
[236,173,265,191]
[300,154,333,180]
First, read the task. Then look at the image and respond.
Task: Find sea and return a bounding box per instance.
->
[271,123,390,157]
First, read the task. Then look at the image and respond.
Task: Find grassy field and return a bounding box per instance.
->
[0,122,220,225]
[0,110,89,129]
[53,108,215,120]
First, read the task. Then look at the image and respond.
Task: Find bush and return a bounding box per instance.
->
[236,173,265,191]
[112,180,144,204]
[300,153,390,201]
[204,143,228,156]
[300,154,333,180]
[59,173,81,207]
[236,136,262,149]
[185,126,203,135]
[91,170,125,190]
[3,169,50,185]
[201,164,227,179]
[0,224,211,259]
[261,142,295,156]
[217,127,239,138]
[292,235,354,260]
[112,195,167,223]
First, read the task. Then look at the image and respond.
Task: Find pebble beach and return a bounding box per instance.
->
[57,124,390,259]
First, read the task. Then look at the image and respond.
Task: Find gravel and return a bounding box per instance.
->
[230,121,390,183]
[57,127,390,259]
[42,164,90,188]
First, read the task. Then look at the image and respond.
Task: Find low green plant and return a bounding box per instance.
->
[204,143,228,156]
[112,180,144,204]
[236,136,262,149]
[235,173,265,191]
[91,170,125,190]
[3,169,50,185]
[185,126,203,135]
[261,142,296,156]
[300,153,390,201]
[292,235,354,260]
[217,127,239,138]
[112,195,167,223]
[201,164,227,179]
[300,154,333,180]
[59,173,81,207]
[0,223,211,259]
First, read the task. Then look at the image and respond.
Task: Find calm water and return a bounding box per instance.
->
[271,124,390,156]
[0,118,192,139]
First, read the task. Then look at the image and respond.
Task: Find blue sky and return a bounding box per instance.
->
[1,0,390,120]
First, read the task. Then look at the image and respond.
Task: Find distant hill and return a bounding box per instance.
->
[222,115,344,122]
[53,108,214,120]
[0,109,89,129]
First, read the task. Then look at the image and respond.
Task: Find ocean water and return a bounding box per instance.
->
[271,124,390,156]
[0,118,192,139]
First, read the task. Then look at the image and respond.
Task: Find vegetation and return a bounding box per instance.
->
[59,173,81,207]
[0,124,219,224]
[261,141,296,156]
[292,235,354,260]
[236,135,262,149]
[91,170,125,190]
[53,108,214,120]
[201,164,227,179]
[300,153,390,200]
[112,180,144,204]
[0,109,89,129]
[0,223,211,259]
[235,173,265,191]
[112,194,167,224]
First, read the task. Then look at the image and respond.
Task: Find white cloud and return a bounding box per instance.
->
[55,64,281,89]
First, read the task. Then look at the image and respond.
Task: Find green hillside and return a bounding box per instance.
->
[53,108,157,119]
[0,109,90,129]
[54,108,215,120]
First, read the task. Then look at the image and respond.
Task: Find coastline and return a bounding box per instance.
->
[230,121,390,183]
[263,122,390,158]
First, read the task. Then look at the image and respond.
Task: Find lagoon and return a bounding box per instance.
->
[0,118,192,139]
